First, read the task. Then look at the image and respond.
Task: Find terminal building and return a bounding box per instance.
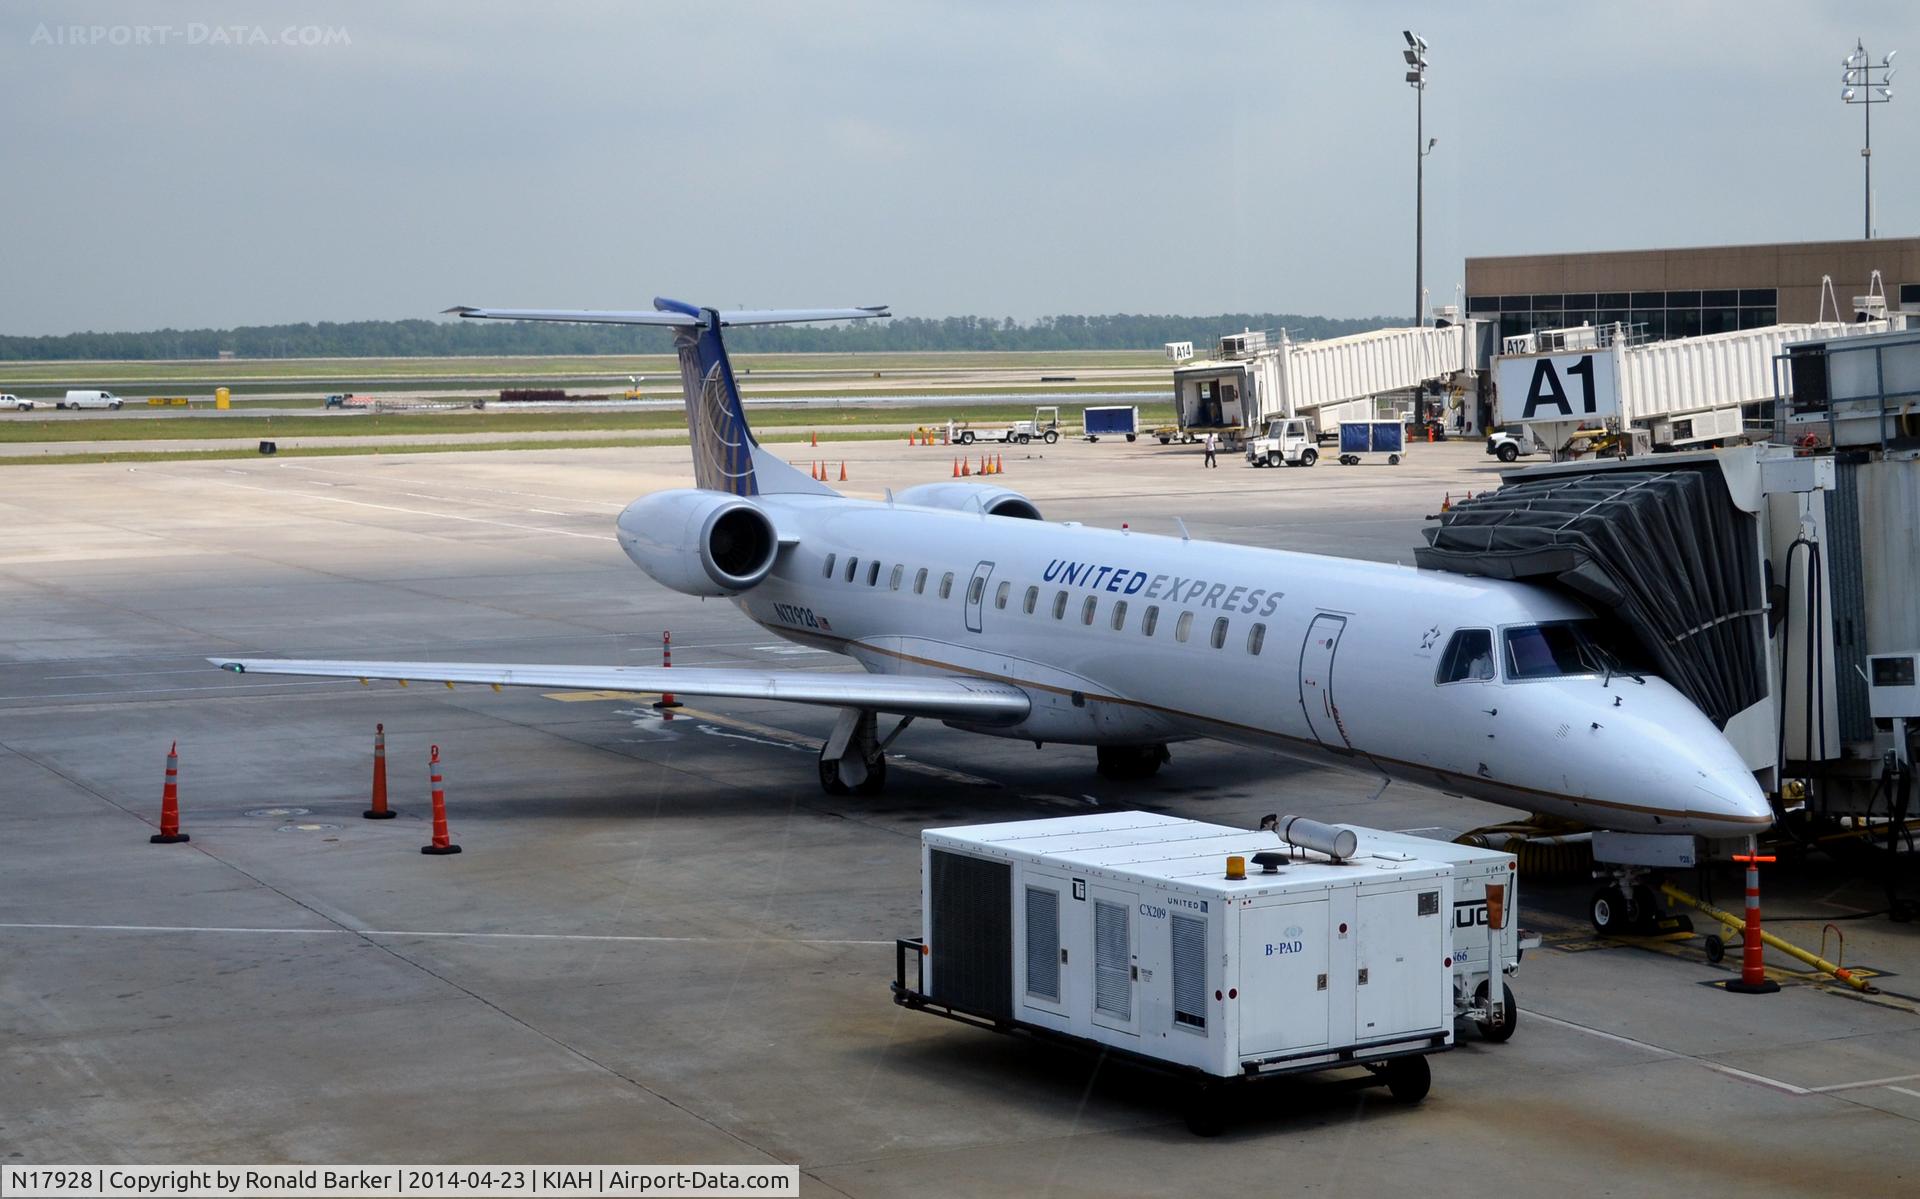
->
[1464,236,1920,343]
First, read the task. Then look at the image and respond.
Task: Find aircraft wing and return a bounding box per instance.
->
[208,658,1029,723]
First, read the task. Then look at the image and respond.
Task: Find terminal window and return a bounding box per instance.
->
[1466,288,1777,343]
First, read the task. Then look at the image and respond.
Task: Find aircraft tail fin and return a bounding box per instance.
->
[447,300,889,496]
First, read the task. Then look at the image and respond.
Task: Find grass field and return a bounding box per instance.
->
[0,402,1178,445]
[0,349,1167,389]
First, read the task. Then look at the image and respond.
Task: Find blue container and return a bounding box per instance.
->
[1340,421,1404,454]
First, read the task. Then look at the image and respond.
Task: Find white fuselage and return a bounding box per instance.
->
[641,494,1771,839]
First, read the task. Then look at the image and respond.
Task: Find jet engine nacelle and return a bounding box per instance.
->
[617,490,780,597]
[894,482,1042,521]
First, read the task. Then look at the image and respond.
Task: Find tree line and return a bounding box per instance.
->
[0,312,1399,361]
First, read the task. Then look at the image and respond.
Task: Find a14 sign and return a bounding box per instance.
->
[1493,350,1620,424]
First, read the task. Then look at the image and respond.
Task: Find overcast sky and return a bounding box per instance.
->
[3,1,1915,335]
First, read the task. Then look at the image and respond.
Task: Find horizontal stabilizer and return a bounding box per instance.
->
[445,302,889,328]
[209,658,1029,723]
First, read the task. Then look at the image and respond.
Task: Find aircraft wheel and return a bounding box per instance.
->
[1384,1055,1430,1104]
[1589,886,1635,934]
[1474,981,1517,1042]
[1096,744,1168,780]
[818,752,887,797]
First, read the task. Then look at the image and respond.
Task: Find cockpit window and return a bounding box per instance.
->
[1503,621,1636,681]
[1436,629,1495,683]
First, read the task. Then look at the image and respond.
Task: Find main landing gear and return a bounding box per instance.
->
[1096,743,1170,780]
[817,709,913,796]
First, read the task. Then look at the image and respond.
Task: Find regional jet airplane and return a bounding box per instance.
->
[213,298,1771,841]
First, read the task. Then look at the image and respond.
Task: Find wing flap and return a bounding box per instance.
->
[210,658,1028,723]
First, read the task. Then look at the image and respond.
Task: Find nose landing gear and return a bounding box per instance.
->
[1589,866,1692,936]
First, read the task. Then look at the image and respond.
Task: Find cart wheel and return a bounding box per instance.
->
[1388,453,1401,466]
[1497,443,1520,463]
[1183,1086,1228,1137]
[1301,448,1318,466]
[1125,434,1136,442]
[1266,450,1281,467]
[1384,1055,1430,1104]
[1473,981,1518,1043]
[1043,430,1058,444]
[1704,934,1726,964]
[1158,436,1171,445]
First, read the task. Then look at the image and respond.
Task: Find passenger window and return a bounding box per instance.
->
[868,561,882,586]
[939,572,955,599]
[1210,617,1229,649]
[968,576,986,605]
[1175,611,1194,643]
[1052,590,1068,620]
[914,568,928,595]
[1247,622,1266,655]
[845,557,859,583]
[822,553,836,579]
[1437,629,1496,683]
[1081,595,1097,625]
[1023,585,1038,615]
[1110,600,1128,631]
[890,565,903,591]
[1142,605,1159,636]
[995,581,1010,609]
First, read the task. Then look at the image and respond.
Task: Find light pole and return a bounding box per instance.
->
[1842,39,1895,239]
[1404,31,1435,328]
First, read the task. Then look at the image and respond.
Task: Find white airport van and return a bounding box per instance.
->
[60,389,124,410]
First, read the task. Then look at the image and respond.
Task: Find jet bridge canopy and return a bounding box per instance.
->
[1416,463,1766,729]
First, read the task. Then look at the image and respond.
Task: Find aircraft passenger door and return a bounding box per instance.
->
[1299,613,1354,752]
[963,560,994,634]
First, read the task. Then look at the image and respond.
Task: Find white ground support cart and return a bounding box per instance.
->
[1334,826,1541,1042]
[892,812,1457,1135]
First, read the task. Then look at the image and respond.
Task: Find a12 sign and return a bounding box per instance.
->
[1494,350,1620,424]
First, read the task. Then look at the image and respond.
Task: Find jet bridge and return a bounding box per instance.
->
[1169,322,1485,446]
[1493,319,1900,453]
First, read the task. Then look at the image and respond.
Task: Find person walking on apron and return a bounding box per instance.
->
[1203,431,1218,468]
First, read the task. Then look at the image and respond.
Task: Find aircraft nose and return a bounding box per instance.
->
[1688,766,1774,838]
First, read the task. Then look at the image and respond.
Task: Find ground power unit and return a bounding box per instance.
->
[892,812,1456,1134]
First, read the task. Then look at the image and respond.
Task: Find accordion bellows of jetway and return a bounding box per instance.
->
[1418,462,1767,731]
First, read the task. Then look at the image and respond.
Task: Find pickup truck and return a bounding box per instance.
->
[1244,417,1319,467]
[1485,425,1548,463]
[1,393,34,412]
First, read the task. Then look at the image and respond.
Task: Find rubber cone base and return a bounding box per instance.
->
[652,699,684,710]
[1723,977,1779,994]
[362,809,397,820]
[150,832,190,844]
[420,843,462,856]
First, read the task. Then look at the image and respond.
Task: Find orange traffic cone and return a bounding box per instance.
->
[995,453,1004,474]
[364,723,394,819]
[151,741,189,843]
[839,461,848,482]
[421,745,461,856]
[1441,491,1451,512]
[1724,854,1779,994]
[811,430,818,447]
[961,458,971,477]
[951,457,960,478]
